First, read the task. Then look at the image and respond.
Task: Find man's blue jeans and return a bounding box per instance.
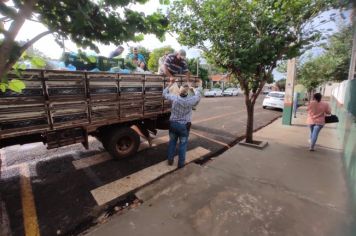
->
[167,121,189,167]
[309,124,323,150]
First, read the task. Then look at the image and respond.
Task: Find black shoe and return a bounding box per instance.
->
[168,159,174,166]
[177,164,185,169]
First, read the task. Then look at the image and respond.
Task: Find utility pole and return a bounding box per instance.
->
[282,58,297,125]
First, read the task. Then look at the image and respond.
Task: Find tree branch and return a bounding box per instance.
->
[0,17,10,21]
[6,0,38,42]
[0,0,38,77]
[3,30,51,74]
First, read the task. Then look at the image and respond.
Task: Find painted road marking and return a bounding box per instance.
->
[90,146,210,206]
[190,130,231,148]
[20,164,40,236]
[0,149,6,169]
[72,135,169,170]
[194,111,239,124]
[192,107,265,124]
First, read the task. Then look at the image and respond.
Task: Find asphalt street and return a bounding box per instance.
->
[0,95,281,236]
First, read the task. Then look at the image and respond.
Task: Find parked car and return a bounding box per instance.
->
[262,90,271,95]
[204,88,223,97]
[262,91,285,110]
[223,87,240,96]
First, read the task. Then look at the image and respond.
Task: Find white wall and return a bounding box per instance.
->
[331,81,348,105]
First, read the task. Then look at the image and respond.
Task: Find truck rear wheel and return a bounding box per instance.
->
[103,127,140,159]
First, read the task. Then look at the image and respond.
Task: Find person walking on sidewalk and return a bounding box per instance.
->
[163,79,201,168]
[307,93,331,151]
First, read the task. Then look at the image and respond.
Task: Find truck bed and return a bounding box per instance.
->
[0,70,200,143]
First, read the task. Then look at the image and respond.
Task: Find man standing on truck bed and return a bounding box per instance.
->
[163,80,201,168]
[163,49,191,79]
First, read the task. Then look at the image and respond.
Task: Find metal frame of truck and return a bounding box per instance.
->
[0,69,200,159]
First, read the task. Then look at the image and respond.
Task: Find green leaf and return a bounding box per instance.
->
[14,69,22,79]
[88,55,97,63]
[31,57,46,68]
[8,79,26,93]
[159,0,170,4]
[133,34,145,42]
[19,63,27,70]
[0,83,7,93]
[21,51,28,59]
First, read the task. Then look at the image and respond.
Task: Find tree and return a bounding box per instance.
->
[297,26,353,95]
[147,45,174,72]
[322,25,353,81]
[0,0,168,91]
[186,58,209,84]
[276,79,286,91]
[297,55,334,95]
[170,0,336,143]
[226,74,240,88]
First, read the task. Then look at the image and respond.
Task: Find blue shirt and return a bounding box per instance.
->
[129,53,146,63]
[163,87,201,124]
[164,53,188,75]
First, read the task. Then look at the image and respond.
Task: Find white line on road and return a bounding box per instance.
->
[90,146,210,206]
[0,149,6,170]
[194,111,239,124]
[190,130,231,148]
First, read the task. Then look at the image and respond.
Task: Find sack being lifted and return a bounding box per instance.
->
[168,82,200,110]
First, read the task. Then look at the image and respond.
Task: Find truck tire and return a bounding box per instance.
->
[104,127,140,159]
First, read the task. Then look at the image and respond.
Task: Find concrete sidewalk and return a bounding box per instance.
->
[84,111,354,236]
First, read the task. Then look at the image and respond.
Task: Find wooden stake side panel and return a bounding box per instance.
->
[119,74,144,119]
[0,104,48,133]
[0,71,49,135]
[91,101,119,122]
[88,73,118,102]
[0,71,44,105]
[144,75,164,116]
[87,73,119,122]
[49,100,89,128]
[0,70,201,139]
[44,71,89,129]
[44,71,86,101]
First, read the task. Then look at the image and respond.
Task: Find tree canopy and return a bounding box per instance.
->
[275,79,286,91]
[169,0,336,142]
[297,25,353,92]
[0,0,168,91]
[186,58,209,84]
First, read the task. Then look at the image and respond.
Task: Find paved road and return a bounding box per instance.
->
[0,96,281,236]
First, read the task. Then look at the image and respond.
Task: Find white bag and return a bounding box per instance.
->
[169,82,180,95]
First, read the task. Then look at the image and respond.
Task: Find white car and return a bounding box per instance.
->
[223,88,240,96]
[204,88,223,97]
[262,91,285,110]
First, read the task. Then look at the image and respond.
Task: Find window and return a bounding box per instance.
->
[269,93,285,98]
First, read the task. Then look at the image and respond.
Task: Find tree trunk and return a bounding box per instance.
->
[245,100,254,143]
[0,0,38,80]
